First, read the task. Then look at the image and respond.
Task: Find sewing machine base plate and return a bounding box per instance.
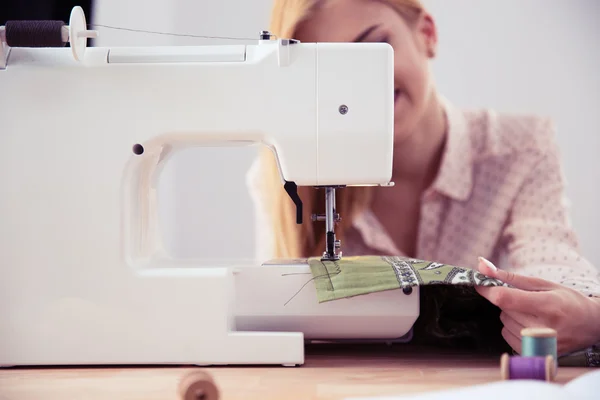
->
[234,259,419,342]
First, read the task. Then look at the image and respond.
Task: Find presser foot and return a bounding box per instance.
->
[321,252,341,262]
[321,232,341,261]
[284,181,344,260]
[312,211,341,261]
[320,187,342,261]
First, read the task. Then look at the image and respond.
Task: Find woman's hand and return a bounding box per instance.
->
[474,257,600,356]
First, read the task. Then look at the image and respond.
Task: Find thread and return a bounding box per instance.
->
[500,353,555,381]
[178,370,219,400]
[5,20,66,47]
[521,327,557,360]
[88,24,260,41]
[3,19,272,51]
[283,271,340,306]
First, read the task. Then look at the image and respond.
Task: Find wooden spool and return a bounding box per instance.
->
[178,370,220,400]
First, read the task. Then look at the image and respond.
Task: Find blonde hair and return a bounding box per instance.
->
[260,0,425,259]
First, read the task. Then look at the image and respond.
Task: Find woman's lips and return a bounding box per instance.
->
[394,89,400,104]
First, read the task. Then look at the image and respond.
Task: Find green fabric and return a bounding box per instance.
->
[307,255,600,368]
[308,255,508,303]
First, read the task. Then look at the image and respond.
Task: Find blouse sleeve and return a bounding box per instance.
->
[499,119,600,298]
[245,155,275,264]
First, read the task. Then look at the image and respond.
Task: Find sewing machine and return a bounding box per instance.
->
[0,6,419,367]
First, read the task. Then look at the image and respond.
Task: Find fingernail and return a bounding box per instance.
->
[479,256,497,272]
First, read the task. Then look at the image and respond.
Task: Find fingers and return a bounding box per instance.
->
[504,310,539,328]
[500,311,526,337]
[500,311,545,351]
[475,285,551,314]
[477,257,555,291]
[477,257,498,276]
[502,327,522,354]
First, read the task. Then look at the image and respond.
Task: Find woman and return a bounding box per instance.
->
[247,0,600,360]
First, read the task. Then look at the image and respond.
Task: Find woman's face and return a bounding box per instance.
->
[294,0,438,142]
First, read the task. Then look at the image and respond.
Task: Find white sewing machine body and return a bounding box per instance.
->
[0,10,419,367]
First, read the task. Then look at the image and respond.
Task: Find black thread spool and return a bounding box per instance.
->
[1,6,97,62]
[5,20,67,47]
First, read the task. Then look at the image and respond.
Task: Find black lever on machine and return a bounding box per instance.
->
[284,181,303,224]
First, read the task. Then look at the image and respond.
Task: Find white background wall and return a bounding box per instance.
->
[93,0,600,268]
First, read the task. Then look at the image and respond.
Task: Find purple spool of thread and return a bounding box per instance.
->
[500,353,555,382]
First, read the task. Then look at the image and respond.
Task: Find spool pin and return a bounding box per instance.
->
[178,370,220,400]
[0,6,98,62]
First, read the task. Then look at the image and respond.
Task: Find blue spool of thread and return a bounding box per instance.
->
[500,353,555,381]
[521,327,557,360]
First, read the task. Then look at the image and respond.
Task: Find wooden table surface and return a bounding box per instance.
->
[0,344,590,400]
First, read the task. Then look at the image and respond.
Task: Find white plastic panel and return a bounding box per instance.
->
[234,262,419,340]
[108,45,246,63]
[315,42,394,186]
